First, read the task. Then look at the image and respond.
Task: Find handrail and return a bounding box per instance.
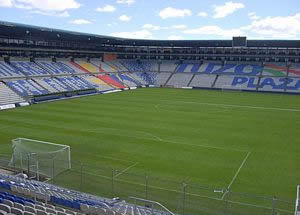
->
[129,196,175,215]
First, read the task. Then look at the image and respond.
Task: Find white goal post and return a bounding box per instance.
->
[9,138,71,178]
[296,185,300,215]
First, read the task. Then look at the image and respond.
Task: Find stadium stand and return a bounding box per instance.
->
[166,73,194,88]
[176,63,201,73]
[96,75,126,89]
[110,73,141,87]
[0,82,25,105]
[81,75,114,91]
[262,63,288,77]
[5,79,49,96]
[56,60,85,74]
[0,62,25,78]
[90,59,116,73]
[289,64,300,77]
[159,61,178,72]
[258,77,287,92]
[36,61,78,75]
[189,74,217,88]
[0,172,155,215]
[10,61,50,76]
[108,61,129,72]
[214,75,258,90]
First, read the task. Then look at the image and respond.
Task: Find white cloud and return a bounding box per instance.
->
[197,12,208,17]
[213,1,244,18]
[0,0,13,7]
[119,14,131,22]
[107,22,118,27]
[111,30,154,39]
[13,0,80,11]
[96,5,116,12]
[242,13,300,39]
[168,35,184,40]
[143,24,162,31]
[159,7,192,19]
[172,24,187,29]
[0,0,80,18]
[248,12,259,20]
[70,19,92,25]
[116,0,135,6]
[31,10,70,17]
[183,25,244,38]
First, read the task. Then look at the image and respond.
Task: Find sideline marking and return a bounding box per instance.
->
[159,100,300,112]
[114,162,139,178]
[222,151,251,200]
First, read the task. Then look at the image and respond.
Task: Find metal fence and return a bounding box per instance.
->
[0,155,295,215]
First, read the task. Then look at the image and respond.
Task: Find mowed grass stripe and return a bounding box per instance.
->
[0,88,299,202]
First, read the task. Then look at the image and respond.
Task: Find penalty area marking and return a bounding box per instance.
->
[114,162,139,178]
[222,151,251,200]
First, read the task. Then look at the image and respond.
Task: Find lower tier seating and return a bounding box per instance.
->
[0,82,25,105]
[189,74,217,88]
[166,73,194,87]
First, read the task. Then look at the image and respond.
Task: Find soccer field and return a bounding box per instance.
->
[0,88,299,214]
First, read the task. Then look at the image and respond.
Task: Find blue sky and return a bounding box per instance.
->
[0,0,299,40]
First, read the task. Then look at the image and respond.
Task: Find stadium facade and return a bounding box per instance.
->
[0,20,299,110]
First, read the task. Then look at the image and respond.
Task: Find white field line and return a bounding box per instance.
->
[82,128,247,153]
[95,155,136,164]
[222,151,251,200]
[114,162,139,178]
[159,100,300,112]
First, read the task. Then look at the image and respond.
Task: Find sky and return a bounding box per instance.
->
[0,0,299,40]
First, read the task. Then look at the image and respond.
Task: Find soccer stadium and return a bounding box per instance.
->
[0,1,299,215]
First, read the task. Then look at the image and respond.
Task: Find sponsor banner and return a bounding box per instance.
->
[130,87,137,90]
[182,87,193,89]
[0,104,16,110]
[19,102,30,107]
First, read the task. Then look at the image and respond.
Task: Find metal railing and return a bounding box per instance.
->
[0,155,295,215]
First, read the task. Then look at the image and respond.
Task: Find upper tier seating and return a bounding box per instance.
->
[36,61,78,75]
[0,82,25,105]
[5,80,49,96]
[56,61,85,74]
[288,64,300,77]
[166,73,194,87]
[81,75,114,91]
[189,74,217,88]
[0,62,25,78]
[110,73,142,87]
[199,63,262,76]
[176,63,201,73]
[73,60,101,73]
[90,59,116,73]
[159,61,177,72]
[108,61,129,72]
[120,60,158,72]
[10,62,50,76]
[262,63,288,77]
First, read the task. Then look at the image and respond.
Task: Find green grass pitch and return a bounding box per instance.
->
[0,88,299,214]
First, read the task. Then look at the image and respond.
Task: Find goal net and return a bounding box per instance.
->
[9,138,71,178]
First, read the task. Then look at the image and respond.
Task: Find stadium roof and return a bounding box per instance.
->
[1,21,300,48]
